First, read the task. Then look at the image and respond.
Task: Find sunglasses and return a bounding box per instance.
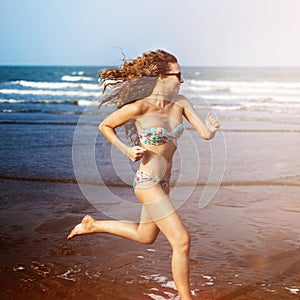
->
[163,72,183,81]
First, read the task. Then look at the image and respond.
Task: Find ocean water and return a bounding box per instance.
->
[1,66,300,117]
[1,65,300,182]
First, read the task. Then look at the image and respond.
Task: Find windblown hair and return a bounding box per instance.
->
[98,49,178,144]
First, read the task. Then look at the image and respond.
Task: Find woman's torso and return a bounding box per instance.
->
[134,96,184,179]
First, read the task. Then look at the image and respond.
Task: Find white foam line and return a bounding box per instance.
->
[78,100,98,106]
[57,270,76,281]
[196,94,300,103]
[141,274,177,290]
[188,84,300,96]
[189,79,300,89]
[13,80,98,90]
[13,266,25,271]
[0,98,71,104]
[0,98,99,106]
[61,75,93,81]
[285,287,299,295]
[0,89,99,97]
[146,294,165,300]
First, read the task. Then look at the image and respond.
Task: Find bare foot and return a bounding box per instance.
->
[67,215,95,240]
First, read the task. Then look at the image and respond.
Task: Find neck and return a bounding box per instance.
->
[151,83,173,100]
[150,93,173,100]
[147,94,173,108]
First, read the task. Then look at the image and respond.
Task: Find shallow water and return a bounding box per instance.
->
[0,177,299,299]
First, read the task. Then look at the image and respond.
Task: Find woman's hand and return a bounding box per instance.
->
[128,146,147,162]
[205,113,220,134]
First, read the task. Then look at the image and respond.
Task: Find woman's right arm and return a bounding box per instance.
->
[98,103,146,162]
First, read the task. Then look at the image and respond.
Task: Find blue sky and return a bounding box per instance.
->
[1,0,300,66]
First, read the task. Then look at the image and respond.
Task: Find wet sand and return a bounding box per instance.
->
[0,118,300,299]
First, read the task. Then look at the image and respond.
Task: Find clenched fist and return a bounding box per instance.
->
[205,113,220,134]
[128,146,147,162]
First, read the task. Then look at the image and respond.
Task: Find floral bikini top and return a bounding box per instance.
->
[138,123,184,145]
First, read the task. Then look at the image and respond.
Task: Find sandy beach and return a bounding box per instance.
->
[0,116,299,299]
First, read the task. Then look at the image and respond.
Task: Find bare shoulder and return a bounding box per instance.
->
[118,99,147,116]
[173,94,192,107]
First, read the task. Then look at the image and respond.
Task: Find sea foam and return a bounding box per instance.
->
[61,75,93,82]
[13,80,98,91]
[0,89,99,97]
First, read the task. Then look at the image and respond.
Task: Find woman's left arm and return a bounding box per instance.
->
[179,96,220,140]
[99,102,146,161]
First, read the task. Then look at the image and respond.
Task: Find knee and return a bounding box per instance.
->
[182,233,191,254]
[137,231,158,245]
[172,232,191,255]
[139,235,157,245]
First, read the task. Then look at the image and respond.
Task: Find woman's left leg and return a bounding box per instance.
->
[67,206,159,244]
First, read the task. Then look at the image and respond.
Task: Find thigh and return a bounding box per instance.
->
[138,206,160,242]
[135,184,188,243]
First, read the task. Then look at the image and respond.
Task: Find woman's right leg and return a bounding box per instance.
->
[134,184,192,300]
[67,206,160,244]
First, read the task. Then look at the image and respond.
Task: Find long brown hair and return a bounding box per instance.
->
[99,49,177,107]
[99,49,178,144]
